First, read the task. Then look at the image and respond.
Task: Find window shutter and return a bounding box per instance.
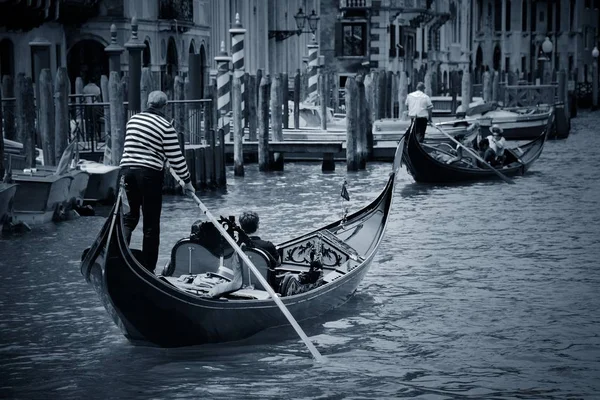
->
[335,22,343,57]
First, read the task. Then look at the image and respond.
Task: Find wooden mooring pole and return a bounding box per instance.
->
[345,76,359,171]
[54,68,69,166]
[270,74,283,171]
[258,75,270,172]
[39,69,55,166]
[232,74,244,176]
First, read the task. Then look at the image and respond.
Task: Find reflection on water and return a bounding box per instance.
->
[1,112,600,399]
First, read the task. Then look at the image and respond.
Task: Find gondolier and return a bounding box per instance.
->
[120,90,195,273]
[406,82,433,143]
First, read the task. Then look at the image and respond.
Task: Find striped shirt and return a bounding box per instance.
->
[120,111,190,183]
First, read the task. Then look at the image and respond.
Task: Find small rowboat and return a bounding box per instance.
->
[80,141,404,348]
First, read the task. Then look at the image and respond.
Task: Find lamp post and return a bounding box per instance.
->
[592,46,598,111]
[541,36,553,84]
[269,8,319,41]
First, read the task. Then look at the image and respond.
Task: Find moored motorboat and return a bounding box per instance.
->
[80,140,404,348]
[11,169,74,225]
[401,117,550,184]
[372,117,480,144]
[77,160,120,204]
[465,102,554,140]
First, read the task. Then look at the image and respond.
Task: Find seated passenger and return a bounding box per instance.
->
[239,211,280,266]
[483,124,506,166]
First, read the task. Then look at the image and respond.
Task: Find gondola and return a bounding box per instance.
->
[80,140,404,348]
[401,119,549,184]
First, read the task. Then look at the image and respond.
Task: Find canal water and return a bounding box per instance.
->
[1,112,599,399]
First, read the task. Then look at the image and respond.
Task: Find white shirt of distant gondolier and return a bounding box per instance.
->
[405,90,433,118]
[487,135,506,157]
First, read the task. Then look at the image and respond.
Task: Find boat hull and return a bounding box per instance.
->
[402,122,548,183]
[0,183,17,231]
[11,171,73,225]
[78,162,120,203]
[81,152,400,347]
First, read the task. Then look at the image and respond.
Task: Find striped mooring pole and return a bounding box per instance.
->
[307,35,319,103]
[215,41,231,136]
[230,13,246,130]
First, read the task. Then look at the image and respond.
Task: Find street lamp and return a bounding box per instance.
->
[592,46,598,110]
[540,37,553,84]
[269,8,320,41]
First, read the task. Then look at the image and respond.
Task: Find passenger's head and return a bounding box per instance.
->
[147,91,168,109]
[416,82,426,91]
[489,124,504,136]
[239,211,259,234]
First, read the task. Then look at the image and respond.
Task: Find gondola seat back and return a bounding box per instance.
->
[241,247,275,291]
[166,238,233,277]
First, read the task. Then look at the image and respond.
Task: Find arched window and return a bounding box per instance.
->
[0,38,14,78]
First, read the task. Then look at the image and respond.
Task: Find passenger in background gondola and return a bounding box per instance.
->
[483,125,507,166]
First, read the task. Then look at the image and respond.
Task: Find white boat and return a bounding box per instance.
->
[77,160,120,204]
[372,117,480,144]
[465,103,554,140]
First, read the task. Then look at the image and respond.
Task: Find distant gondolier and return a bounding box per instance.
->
[406,82,433,143]
[120,90,195,273]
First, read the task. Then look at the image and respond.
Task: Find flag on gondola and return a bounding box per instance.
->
[340,180,350,201]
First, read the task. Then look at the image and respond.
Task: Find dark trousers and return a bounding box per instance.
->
[121,167,164,273]
[413,117,428,142]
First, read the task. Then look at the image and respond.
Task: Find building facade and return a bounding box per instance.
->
[0,0,211,95]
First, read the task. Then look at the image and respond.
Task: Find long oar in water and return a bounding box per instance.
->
[168,168,325,363]
[427,123,515,185]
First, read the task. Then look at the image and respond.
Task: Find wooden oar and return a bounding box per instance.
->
[427,123,515,185]
[168,168,325,363]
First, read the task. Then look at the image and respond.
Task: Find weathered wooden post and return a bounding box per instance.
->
[29,37,51,106]
[399,69,408,119]
[282,72,289,129]
[2,76,15,142]
[376,70,386,119]
[99,74,111,163]
[16,74,36,168]
[555,70,569,138]
[319,73,327,131]
[424,66,432,97]
[75,77,84,151]
[246,74,257,141]
[174,75,186,144]
[371,71,379,121]
[492,70,500,103]
[109,71,125,166]
[364,72,375,157]
[483,68,491,103]
[293,70,301,129]
[270,74,283,171]
[189,51,202,142]
[0,81,4,178]
[385,71,393,118]
[391,72,399,117]
[356,75,367,170]
[461,67,472,112]
[593,47,599,111]
[232,74,244,176]
[140,68,154,112]
[345,76,359,171]
[54,68,69,166]
[125,17,145,116]
[257,75,270,172]
[38,69,55,166]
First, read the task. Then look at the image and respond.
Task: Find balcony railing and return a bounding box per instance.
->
[159,0,193,22]
[339,0,372,8]
[381,0,428,10]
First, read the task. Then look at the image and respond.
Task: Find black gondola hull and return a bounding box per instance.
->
[402,123,548,184]
[82,162,399,347]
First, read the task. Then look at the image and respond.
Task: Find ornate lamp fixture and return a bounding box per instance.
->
[269,8,320,41]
